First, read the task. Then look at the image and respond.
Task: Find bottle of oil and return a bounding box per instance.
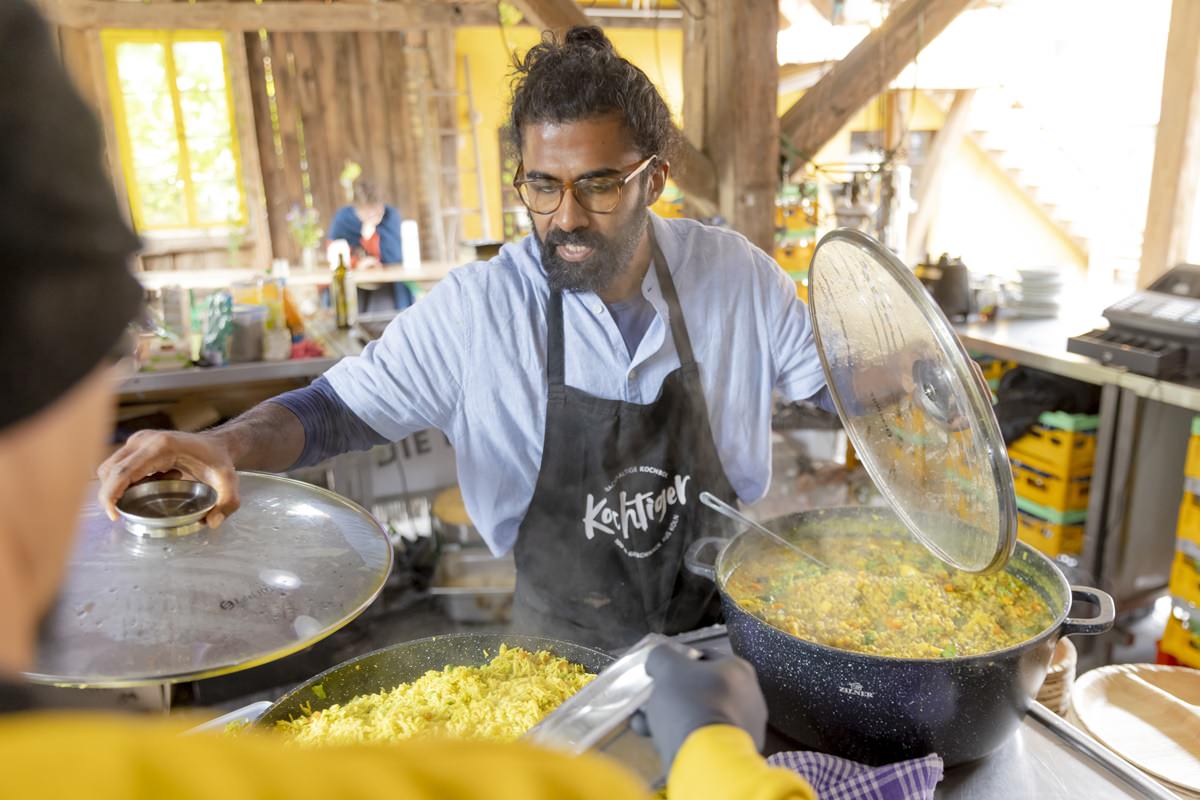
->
[331,254,350,329]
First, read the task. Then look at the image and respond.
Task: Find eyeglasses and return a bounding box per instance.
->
[513,155,658,216]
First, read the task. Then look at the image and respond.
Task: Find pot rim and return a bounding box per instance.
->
[707,515,1105,665]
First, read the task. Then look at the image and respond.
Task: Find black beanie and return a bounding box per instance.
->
[0,0,143,432]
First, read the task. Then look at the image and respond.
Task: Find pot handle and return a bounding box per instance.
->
[684,536,726,582]
[1060,586,1116,637]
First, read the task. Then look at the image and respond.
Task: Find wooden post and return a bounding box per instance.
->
[684,0,779,252]
[227,33,273,271]
[780,0,972,164]
[906,88,974,264]
[1138,0,1200,289]
[381,32,422,224]
[506,0,588,37]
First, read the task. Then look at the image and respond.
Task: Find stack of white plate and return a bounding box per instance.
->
[1011,268,1064,318]
[1036,637,1077,716]
[1068,664,1200,798]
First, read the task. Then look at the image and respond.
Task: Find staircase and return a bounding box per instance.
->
[961,88,1145,280]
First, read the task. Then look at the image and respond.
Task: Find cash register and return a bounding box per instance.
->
[1068,263,1200,379]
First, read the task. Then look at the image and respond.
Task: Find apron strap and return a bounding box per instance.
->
[649,228,697,367]
[546,224,697,386]
[548,287,566,387]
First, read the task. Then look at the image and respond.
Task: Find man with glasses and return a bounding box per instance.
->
[100,26,829,649]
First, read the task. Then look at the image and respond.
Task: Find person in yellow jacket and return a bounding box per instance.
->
[0,1,814,798]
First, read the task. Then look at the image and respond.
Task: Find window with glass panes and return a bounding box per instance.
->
[101,31,247,233]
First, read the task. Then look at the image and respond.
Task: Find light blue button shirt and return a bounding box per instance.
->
[325,214,827,555]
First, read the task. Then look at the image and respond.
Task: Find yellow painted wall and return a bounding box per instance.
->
[455,26,682,242]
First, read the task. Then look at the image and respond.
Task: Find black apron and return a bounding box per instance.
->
[512,232,737,650]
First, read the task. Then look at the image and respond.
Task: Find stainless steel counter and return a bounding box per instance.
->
[955,315,1200,413]
[954,312,1193,613]
[696,630,1176,800]
[937,704,1178,799]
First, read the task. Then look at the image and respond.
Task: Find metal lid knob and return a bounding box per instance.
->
[116,479,218,538]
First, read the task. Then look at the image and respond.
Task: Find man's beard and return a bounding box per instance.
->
[536,200,649,294]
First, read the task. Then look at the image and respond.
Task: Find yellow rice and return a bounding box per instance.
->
[273,645,594,746]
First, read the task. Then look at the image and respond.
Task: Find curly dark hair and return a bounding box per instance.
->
[506,26,678,162]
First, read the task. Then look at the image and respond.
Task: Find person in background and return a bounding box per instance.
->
[328,179,414,312]
[0,2,814,798]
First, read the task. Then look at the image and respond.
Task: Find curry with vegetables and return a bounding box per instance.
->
[726,535,1054,659]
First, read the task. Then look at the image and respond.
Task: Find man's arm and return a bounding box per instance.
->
[96,378,386,525]
[96,403,304,527]
[762,253,827,404]
[267,376,388,468]
[99,273,468,524]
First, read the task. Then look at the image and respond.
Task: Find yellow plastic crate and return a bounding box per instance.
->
[1187,435,1200,480]
[1169,548,1200,609]
[978,359,1018,384]
[1161,613,1200,669]
[1011,458,1091,512]
[1177,491,1200,548]
[1009,426,1097,475]
[1017,511,1084,557]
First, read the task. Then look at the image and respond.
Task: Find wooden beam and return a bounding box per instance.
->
[906,88,974,264]
[226,33,273,271]
[34,0,486,32]
[506,0,588,36]
[1138,0,1200,289]
[684,0,778,250]
[780,0,972,164]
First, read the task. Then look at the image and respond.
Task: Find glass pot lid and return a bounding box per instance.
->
[29,472,392,687]
[808,229,1017,573]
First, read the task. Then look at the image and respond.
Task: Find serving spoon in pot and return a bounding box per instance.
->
[699,492,829,571]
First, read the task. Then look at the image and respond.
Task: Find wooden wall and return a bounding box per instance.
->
[48,14,458,270]
[246,30,439,264]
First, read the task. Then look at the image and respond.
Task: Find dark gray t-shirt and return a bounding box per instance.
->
[606,293,657,359]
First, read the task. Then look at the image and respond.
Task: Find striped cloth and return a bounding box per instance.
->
[767,751,944,800]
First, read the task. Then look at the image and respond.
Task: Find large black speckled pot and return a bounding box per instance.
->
[685,507,1115,767]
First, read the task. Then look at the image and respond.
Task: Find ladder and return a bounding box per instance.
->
[406,42,492,264]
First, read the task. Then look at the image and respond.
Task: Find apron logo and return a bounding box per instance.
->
[582,468,691,558]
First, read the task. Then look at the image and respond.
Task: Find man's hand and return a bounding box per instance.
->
[97,430,240,527]
[639,646,769,771]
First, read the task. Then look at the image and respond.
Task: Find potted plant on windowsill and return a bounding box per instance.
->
[287,205,323,272]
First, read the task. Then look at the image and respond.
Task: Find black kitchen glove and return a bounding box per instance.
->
[636,646,769,772]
